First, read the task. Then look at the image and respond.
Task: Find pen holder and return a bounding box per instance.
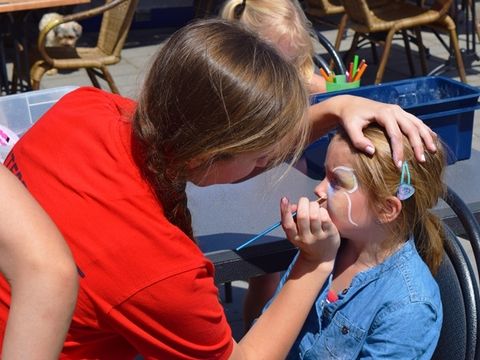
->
[326,74,360,93]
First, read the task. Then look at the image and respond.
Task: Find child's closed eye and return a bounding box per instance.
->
[330,166,358,193]
[329,177,341,190]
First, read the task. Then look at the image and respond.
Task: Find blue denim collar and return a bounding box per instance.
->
[349,236,415,287]
[320,236,415,303]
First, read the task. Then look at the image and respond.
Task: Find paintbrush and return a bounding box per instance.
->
[235,195,327,250]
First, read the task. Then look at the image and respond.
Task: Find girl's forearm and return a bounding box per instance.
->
[2,265,78,359]
[231,258,333,360]
[308,95,348,142]
[0,165,78,359]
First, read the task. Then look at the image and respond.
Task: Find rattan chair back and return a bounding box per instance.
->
[30,0,139,94]
[97,0,137,57]
[340,0,466,84]
[304,0,344,16]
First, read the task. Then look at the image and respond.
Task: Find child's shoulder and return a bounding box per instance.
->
[383,239,440,304]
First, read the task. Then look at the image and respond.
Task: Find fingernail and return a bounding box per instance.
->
[281,197,288,205]
[420,153,426,162]
[365,145,375,155]
[396,160,403,168]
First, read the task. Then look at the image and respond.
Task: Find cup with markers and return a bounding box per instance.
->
[321,55,367,93]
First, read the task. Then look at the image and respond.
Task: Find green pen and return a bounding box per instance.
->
[352,54,359,80]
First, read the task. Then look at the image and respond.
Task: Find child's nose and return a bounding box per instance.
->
[314,178,328,198]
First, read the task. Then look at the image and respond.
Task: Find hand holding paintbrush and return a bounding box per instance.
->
[236,195,327,250]
[281,194,339,265]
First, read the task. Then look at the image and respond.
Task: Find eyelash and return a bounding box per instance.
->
[329,176,341,189]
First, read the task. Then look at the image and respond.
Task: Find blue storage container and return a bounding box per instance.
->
[304,76,480,179]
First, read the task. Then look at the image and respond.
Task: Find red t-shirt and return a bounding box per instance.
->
[0,87,233,359]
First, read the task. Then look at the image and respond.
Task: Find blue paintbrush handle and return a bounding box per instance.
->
[235,211,297,251]
[235,196,326,251]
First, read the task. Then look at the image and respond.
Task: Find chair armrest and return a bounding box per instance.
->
[37,0,129,64]
[312,29,347,75]
[431,0,454,17]
[442,186,480,271]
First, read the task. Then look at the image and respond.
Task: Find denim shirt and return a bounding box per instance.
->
[275,238,442,360]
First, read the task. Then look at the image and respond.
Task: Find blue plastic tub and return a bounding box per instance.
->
[304,76,480,179]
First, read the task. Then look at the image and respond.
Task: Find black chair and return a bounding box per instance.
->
[432,186,480,360]
[432,224,479,360]
[312,28,347,76]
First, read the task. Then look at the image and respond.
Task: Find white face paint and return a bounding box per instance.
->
[327,166,359,227]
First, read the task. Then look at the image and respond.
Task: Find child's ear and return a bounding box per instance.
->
[187,154,212,170]
[377,196,402,224]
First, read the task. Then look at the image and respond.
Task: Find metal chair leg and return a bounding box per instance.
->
[100,66,120,94]
[414,27,428,75]
[401,30,416,76]
[344,32,360,69]
[224,282,233,304]
[86,68,101,89]
[443,16,467,82]
[334,14,348,51]
[29,61,50,90]
[375,29,396,84]
[0,33,10,95]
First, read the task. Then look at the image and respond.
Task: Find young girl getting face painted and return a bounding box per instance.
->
[317,137,378,241]
[270,124,447,359]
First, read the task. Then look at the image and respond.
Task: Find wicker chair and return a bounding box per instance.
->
[30,0,139,94]
[303,0,347,51]
[341,0,467,84]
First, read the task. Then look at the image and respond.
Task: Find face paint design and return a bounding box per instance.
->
[326,166,359,227]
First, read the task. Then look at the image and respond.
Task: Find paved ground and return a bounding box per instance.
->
[39,13,480,152]
[36,11,480,341]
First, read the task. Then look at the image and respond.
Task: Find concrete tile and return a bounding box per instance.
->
[222,281,248,342]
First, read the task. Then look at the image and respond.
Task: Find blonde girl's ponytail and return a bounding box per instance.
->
[414,211,446,274]
[220,0,246,20]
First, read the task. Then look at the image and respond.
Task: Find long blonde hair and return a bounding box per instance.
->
[220,0,316,82]
[336,125,446,273]
[132,19,310,239]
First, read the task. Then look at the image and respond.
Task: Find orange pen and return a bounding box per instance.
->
[353,63,368,82]
[319,67,331,82]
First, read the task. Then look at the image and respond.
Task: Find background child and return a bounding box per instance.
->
[271,124,446,359]
[220,0,327,94]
